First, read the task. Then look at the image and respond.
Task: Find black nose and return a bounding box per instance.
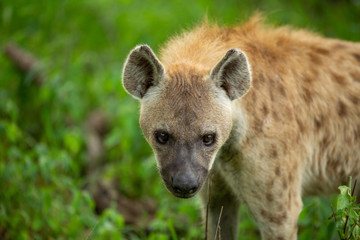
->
[171,173,200,196]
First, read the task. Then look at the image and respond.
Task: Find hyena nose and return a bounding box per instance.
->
[171,173,200,196]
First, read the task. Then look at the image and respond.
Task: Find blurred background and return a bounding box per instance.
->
[0,0,359,239]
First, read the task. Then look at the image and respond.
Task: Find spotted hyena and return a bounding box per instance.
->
[122,15,360,239]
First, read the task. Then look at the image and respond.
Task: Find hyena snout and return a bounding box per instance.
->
[171,171,200,198]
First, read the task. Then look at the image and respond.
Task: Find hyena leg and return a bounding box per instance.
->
[200,171,240,240]
[240,176,303,240]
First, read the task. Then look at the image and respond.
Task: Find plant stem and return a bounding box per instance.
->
[214,206,223,240]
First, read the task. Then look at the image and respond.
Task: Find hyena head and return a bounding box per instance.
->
[122,45,251,198]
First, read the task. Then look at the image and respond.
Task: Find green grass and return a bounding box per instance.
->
[0,0,359,239]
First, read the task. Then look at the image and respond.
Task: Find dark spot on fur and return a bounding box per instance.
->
[275,166,281,176]
[349,94,360,105]
[314,119,321,131]
[303,76,313,83]
[271,146,278,158]
[253,117,263,133]
[350,71,360,82]
[267,178,274,188]
[314,115,324,131]
[277,237,285,240]
[333,43,347,50]
[277,212,288,225]
[262,104,269,116]
[282,178,288,189]
[260,209,267,217]
[278,84,286,97]
[266,192,273,202]
[320,136,330,150]
[352,53,360,63]
[269,78,276,95]
[253,73,266,89]
[314,47,330,55]
[261,209,287,225]
[302,87,313,103]
[296,118,305,133]
[272,111,280,121]
[337,100,347,117]
[293,161,298,171]
[309,52,322,65]
[332,72,346,85]
[288,192,292,209]
[288,173,293,183]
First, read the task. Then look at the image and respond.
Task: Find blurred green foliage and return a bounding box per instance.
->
[329,178,360,239]
[0,0,359,239]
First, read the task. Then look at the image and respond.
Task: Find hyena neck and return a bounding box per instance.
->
[215,101,248,165]
[229,101,248,144]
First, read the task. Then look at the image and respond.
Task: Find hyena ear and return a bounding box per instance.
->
[210,49,252,100]
[122,45,165,99]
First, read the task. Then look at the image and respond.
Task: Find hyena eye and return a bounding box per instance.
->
[203,134,216,146]
[155,131,169,144]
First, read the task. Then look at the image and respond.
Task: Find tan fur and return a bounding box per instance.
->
[122,14,360,239]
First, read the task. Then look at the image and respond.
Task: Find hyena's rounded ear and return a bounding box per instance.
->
[210,49,252,100]
[122,45,165,99]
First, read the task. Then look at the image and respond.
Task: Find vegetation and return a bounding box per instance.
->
[0,0,359,239]
[330,178,360,240]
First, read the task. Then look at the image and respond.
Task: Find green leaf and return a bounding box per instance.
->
[337,186,351,210]
[63,129,82,155]
[354,225,360,237]
[6,122,21,142]
[349,208,359,220]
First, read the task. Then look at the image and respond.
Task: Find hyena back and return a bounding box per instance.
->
[122,15,360,239]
